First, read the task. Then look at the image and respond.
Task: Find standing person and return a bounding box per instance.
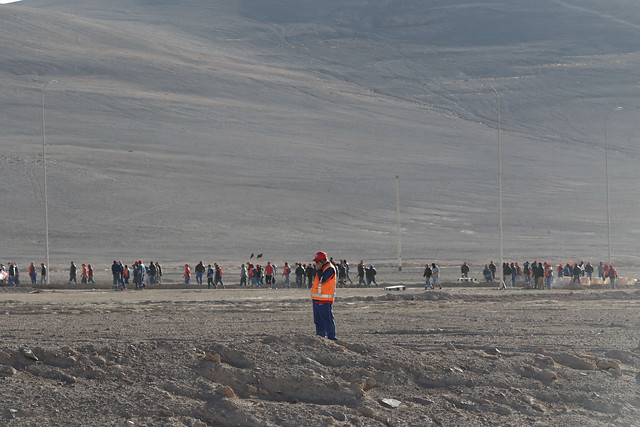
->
[207,264,214,289]
[154,262,163,284]
[28,262,37,285]
[608,264,617,289]
[214,263,225,289]
[138,260,146,289]
[88,264,95,284]
[282,262,291,288]
[585,262,594,281]
[598,262,605,281]
[483,265,493,282]
[111,260,122,290]
[311,251,337,340]
[148,261,157,285]
[295,263,305,288]
[338,261,347,287]
[431,263,440,289]
[81,263,88,284]
[13,263,20,287]
[572,262,581,285]
[460,262,470,278]
[255,264,264,287]
[40,262,47,285]
[306,263,315,289]
[366,264,378,287]
[8,262,16,287]
[184,264,191,284]
[69,262,77,284]
[523,262,531,287]
[423,263,433,289]
[510,262,517,288]
[122,263,129,288]
[489,261,497,280]
[357,260,367,288]
[535,262,545,290]
[240,263,247,287]
[265,262,274,288]
[195,261,205,285]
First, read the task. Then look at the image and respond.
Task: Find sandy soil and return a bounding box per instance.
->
[0,281,639,426]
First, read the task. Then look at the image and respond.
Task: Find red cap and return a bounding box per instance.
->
[313,251,327,263]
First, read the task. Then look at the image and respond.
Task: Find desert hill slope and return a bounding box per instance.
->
[1,0,640,269]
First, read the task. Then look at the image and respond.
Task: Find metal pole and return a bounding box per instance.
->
[604,106,623,266]
[42,80,56,284]
[395,175,402,271]
[483,85,504,288]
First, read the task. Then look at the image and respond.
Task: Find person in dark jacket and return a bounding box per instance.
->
[365,264,377,287]
[423,263,433,289]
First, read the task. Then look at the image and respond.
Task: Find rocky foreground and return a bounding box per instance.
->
[0,287,638,426]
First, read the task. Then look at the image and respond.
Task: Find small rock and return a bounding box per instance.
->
[364,377,377,390]
[486,347,502,356]
[380,398,401,408]
[596,358,621,371]
[20,348,38,361]
[0,365,17,376]
[219,386,236,398]
[246,385,258,394]
[446,343,456,351]
[0,350,11,361]
[204,353,221,363]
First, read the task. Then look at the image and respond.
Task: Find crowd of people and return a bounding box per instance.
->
[0,257,623,291]
[473,260,619,289]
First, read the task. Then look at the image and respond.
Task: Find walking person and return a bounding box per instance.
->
[88,264,95,284]
[357,260,367,288]
[344,260,353,285]
[431,263,440,289]
[207,264,214,289]
[366,264,378,287]
[69,262,77,284]
[81,263,88,284]
[311,251,337,340]
[214,263,225,289]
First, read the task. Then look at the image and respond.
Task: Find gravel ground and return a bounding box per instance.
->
[0,283,639,426]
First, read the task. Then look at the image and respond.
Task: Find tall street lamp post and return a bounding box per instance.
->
[604,106,623,267]
[483,84,504,288]
[42,80,56,284]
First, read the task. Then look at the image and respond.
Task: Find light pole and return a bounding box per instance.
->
[483,84,504,288]
[395,175,402,271]
[604,106,623,267]
[42,80,56,284]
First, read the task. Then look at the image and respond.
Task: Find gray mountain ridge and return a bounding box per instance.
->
[1,0,639,267]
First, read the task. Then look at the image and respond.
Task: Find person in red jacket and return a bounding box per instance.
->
[184,264,191,284]
[311,251,337,340]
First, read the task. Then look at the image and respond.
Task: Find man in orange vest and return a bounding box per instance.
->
[311,251,337,340]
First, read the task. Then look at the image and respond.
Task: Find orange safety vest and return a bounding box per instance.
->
[311,262,336,303]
